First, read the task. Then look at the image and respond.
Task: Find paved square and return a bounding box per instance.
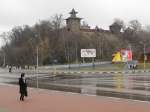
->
[0,85,150,112]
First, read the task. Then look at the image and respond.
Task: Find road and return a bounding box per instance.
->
[39,61,111,69]
[0,68,150,101]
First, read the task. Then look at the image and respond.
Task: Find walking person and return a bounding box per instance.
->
[19,73,28,101]
[9,66,12,73]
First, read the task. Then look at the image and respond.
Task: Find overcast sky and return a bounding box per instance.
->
[0,0,150,46]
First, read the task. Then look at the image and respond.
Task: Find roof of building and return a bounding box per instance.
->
[66,9,82,20]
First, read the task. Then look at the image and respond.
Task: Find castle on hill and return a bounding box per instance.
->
[65,9,121,34]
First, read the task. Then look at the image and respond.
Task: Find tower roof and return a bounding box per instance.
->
[69,8,78,18]
[66,9,82,20]
[70,9,78,14]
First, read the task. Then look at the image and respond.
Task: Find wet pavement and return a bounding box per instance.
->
[1,68,150,101]
[1,85,150,112]
[27,73,150,101]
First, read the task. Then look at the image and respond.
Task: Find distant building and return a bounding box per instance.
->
[65,9,118,34]
[66,9,82,32]
[109,23,122,34]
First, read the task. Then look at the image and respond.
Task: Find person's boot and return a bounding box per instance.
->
[20,96,24,101]
[20,96,22,101]
[22,96,24,101]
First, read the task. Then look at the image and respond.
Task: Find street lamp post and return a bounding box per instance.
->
[3,53,5,67]
[143,44,148,91]
[144,44,146,71]
[36,47,39,89]
[34,32,40,89]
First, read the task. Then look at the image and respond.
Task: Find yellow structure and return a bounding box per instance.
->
[112,51,122,63]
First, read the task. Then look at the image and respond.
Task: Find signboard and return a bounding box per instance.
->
[144,55,147,61]
[121,49,132,62]
[81,49,96,58]
[112,49,132,63]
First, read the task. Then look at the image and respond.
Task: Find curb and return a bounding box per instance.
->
[50,70,150,75]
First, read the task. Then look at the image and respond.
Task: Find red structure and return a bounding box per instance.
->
[138,53,150,63]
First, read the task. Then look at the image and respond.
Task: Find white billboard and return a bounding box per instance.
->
[81,49,96,58]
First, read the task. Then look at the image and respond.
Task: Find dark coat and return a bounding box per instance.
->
[19,77,27,96]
